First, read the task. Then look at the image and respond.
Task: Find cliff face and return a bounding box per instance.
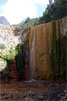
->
[0,16,67,81]
[0,25,28,79]
[0,25,28,47]
[0,24,15,46]
[29,16,67,80]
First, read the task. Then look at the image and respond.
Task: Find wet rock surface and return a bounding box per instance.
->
[0,80,67,101]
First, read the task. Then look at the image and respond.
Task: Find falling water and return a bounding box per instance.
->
[25,43,30,80]
[30,27,36,80]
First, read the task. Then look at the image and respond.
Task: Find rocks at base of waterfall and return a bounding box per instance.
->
[46,88,67,101]
[25,91,36,101]
[25,97,36,101]
[27,91,35,96]
[1,90,8,96]
[27,91,45,100]
[60,89,67,101]
[31,79,37,82]
[38,95,44,100]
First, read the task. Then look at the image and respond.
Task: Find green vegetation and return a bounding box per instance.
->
[51,21,67,82]
[0,44,26,79]
[19,0,67,28]
[0,44,6,49]
[0,46,17,62]
[15,45,26,80]
[39,0,67,24]
[0,44,26,62]
[20,17,40,28]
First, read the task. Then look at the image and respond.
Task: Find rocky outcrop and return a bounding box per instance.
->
[0,24,29,79]
[0,24,29,47]
[0,24,21,47]
[0,25,20,75]
[29,16,67,80]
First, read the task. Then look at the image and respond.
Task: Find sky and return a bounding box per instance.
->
[0,0,50,24]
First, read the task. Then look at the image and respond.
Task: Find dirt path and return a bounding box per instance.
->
[0,80,67,101]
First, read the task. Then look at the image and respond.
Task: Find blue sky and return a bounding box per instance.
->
[0,0,49,24]
[36,4,47,17]
[0,0,8,6]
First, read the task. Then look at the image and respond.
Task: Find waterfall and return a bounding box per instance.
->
[30,27,36,80]
[25,43,30,80]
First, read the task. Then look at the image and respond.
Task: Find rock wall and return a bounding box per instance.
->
[0,17,67,81]
[0,25,28,46]
[29,16,67,80]
[0,24,29,80]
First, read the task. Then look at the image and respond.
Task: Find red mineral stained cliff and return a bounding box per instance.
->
[29,16,67,80]
[10,59,18,80]
[25,59,29,80]
[25,64,29,80]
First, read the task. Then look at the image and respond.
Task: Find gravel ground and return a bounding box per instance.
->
[0,80,67,101]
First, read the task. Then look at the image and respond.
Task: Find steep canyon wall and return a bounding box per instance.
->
[0,17,67,81]
[29,16,67,80]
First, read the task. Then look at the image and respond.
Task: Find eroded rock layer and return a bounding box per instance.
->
[29,16,67,80]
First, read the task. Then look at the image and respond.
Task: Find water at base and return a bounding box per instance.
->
[23,79,47,83]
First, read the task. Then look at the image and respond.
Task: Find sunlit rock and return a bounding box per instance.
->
[0,58,7,72]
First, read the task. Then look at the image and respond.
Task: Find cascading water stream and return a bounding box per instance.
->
[30,27,36,80]
[25,43,30,80]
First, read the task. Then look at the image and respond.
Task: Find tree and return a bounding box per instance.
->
[24,17,30,23]
[39,0,67,24]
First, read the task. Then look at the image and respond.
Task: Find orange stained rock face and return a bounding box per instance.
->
[29,24,52,80]
[29,16,67,80]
